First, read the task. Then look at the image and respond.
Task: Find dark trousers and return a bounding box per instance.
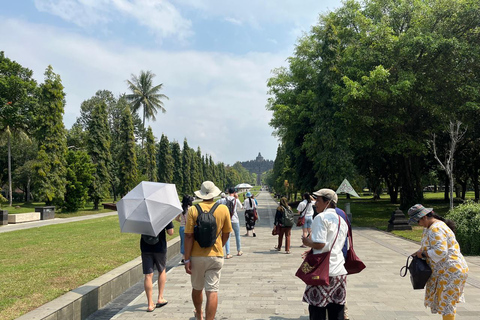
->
[277,227,291,251]
[309,303,344,320]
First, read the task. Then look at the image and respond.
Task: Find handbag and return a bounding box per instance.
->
[253,208,259,221]
[296,215,305,227]
[296,202,311,227]
[295,216,341,286]
[344,224,366,275]
[400,255,432,289]
[272,225,279,236]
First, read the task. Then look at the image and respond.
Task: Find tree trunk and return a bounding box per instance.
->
[94,198,99,210]
[474,168,479,201]
[8,134,12,207]
[400,156,423,210]
[444,175,449,202]
[461,181,467,200]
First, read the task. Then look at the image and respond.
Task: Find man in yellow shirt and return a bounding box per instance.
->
[184,181,232,320]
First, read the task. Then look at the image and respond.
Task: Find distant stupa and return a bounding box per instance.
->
[240,153,273,185]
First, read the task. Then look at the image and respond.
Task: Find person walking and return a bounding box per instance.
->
[301,188,348,320]
[140,222,174,312]
[274,197,294,253]
[243,191,257,237]
[176,194,193,264]
[184,181,232,320]
[408,204,469,320]
[297,193,315,247]
[219,187,244,258]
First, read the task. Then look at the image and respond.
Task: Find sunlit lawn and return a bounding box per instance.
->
[336,191,475,242]
[0,215,179,320]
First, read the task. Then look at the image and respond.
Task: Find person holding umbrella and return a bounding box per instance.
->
[140,222,174,312]
[184,181,232,320]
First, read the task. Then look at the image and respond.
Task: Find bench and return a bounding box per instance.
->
[103,203,117,210]
[8,212,41,224]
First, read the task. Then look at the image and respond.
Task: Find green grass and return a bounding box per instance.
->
[0,216,179,320]
[336,191,475,242]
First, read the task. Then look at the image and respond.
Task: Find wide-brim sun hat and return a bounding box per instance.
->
[312,188,338,204]
[408,204,433,224]
[194,181,222,200]
[246,191,252,197]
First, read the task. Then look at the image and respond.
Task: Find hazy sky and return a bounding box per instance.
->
[1,0,342,165]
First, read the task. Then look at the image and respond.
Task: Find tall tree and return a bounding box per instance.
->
[144,126,157,182]
[157,134,174,183]
[35,66,67,205]
[182,139,192,194]
[85,96,112,209]
[126,70,169,147]
[118,105,138,196]
[62,150,94,212]
[171,141,183,192]
[0,51,37,206]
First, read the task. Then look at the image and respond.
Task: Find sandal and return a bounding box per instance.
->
[237,251,243,256]
[226,254,233,259]
[274,246,281,251]
[285,250,291,254]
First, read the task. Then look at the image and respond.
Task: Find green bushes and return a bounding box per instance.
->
[446,201,480,255]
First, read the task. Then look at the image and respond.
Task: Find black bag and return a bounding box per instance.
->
[282,206,294,227]
[141,234,159,245]
[400,255,432,289]
[225,198,236,217]
[194,203,221,248]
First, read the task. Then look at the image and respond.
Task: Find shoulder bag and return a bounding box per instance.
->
[296,202,309,227]
[400,255,432,289]
[344,224,366,275]
[295,216,341,286]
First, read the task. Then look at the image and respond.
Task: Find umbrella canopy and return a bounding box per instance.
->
[117,181,182,236]
[235,183,253,189]
[336,178,360,198]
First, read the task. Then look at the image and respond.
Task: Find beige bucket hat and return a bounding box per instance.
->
[194,181,222,200]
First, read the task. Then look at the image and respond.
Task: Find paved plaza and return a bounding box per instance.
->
[95,191,480,320]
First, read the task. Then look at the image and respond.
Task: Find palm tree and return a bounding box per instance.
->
[125,70,169,147]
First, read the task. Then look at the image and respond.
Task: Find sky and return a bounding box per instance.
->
[0,0,343,166]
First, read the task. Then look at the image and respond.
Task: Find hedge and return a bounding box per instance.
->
[446,201,480,255]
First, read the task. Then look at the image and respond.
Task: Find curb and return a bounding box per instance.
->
[16,237,181,320]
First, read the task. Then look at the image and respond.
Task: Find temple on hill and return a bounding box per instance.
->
[240,153,274,186]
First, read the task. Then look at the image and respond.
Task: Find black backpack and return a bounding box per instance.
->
[225,198,236,217]
[282,206,295,227]
[142,234,159,245]
[194,203,221,248]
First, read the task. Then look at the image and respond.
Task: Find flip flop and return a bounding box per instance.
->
[156,301,168,308]
[147,306,156,312]
[237,251,243,256]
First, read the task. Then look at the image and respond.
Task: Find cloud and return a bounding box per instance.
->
[34,0,193,41]
[224,17,242,26]
[0,17,283,164]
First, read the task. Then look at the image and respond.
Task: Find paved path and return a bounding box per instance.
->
[103,191,480,320]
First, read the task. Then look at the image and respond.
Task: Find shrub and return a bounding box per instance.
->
[446,201,480,255]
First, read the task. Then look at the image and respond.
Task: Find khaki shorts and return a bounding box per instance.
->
[190,256,224,292]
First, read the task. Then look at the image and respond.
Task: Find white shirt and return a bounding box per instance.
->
[216,196,243,223]
[243,197,256,210]
[311,208,348,276]
[297,200,314,217]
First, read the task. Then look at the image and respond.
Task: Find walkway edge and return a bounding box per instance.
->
[16,237,180,320]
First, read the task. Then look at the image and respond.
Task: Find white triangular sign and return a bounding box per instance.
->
[336,179,360,198]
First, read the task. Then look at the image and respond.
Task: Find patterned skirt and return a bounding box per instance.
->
[245,210,256,230]
[302,275,347,307]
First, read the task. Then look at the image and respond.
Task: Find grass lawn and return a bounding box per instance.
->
[0,216,180,320]
[336,191,475,242]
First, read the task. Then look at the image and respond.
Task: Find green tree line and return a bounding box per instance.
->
[266,0,480,208]
[0,52,255,211]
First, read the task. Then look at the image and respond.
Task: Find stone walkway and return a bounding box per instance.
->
[101,191,480,320]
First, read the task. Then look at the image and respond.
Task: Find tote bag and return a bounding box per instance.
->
[295,216,340,286]
[400,255,432,289]
[344,225,366,274]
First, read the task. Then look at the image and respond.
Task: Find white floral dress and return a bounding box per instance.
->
[421,221,468,315]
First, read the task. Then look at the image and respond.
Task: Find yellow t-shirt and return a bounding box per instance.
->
[185,200,232,257]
